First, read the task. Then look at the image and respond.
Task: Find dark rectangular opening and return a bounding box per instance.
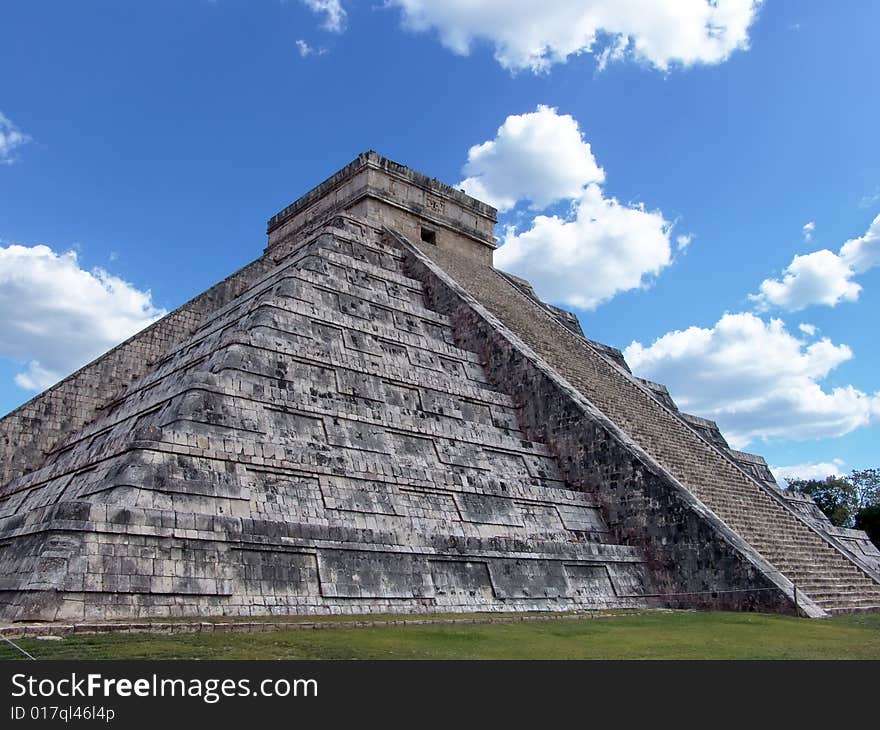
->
[420,227,437,245]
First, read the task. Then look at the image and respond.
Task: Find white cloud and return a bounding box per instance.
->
[14,362,60,392]
[596,34,630,72]
[496,185,672,309]
[798,323,817,336]
[0,111,31,165]
[676,234,693,251]
[0,243,166,391]
[390,0,763,73]
[295,39,327,58]
[839,213,880,274]
[473,106,672,309]
[303,0,346,33]
[624,312,880,448]
[751,249,861,311]
[752,214,880,311]
[802,220,815,242]
[771,459,846,485]
[459,105,604,211]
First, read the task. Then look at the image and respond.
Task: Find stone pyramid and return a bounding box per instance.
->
[1,152,878,622]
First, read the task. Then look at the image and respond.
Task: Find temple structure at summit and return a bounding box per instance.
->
[1,152,878,622]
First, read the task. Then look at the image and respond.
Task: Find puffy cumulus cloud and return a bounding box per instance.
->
[839,213,880,274]
[798,323,817,336]
[466,105,674,309]
[752,249,861,311]
[459,105,604,211]
[752,214,880,312]
[389,0,762,73]
[0,243,166,391]
[302,0,346,33]
[771,459,846,485]
[0,111,31,164]
[623,312,880,448]
[496,184,672,309]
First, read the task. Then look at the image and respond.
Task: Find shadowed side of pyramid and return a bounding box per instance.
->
[394,227,880,616]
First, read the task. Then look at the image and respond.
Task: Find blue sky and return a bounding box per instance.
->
[1,1,878,480]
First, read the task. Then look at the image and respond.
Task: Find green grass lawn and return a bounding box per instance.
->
[2,611,879,660]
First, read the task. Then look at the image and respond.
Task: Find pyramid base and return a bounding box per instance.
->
[0,507,652,622]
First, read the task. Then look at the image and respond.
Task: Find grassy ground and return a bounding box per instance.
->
[2,611,879,660]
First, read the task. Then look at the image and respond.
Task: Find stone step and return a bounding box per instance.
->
[824,604,880,614]
[754,553,854,567]
[786,575,878,587]
[759,562,866,579]
[815,595,880,608]
[755,553,852,568]
[806,587,880,601]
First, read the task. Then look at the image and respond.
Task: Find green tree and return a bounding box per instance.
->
[786,469,880,535]
[851,470,880,548]
[854,505,880,548]
[786,475,857,527]
[850,469,880,510]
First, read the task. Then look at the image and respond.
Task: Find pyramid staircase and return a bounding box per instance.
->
[398,232,880,615]
[2,149,876,622]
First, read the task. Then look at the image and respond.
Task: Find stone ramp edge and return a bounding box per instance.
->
[385,225,823,619]
[486,244,880,589]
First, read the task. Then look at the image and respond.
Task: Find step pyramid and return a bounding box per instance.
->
[1,152,877,621]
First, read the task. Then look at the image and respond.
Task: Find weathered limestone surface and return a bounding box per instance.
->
[397,233,880,615]
[0,151,495,489]
[1,151,877,622]
[267,151,497,264]
[0,257,276,488]
[0,219,649,621]
[399,233,807,616]
[652,389,880,579]
[774,487,880,574]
